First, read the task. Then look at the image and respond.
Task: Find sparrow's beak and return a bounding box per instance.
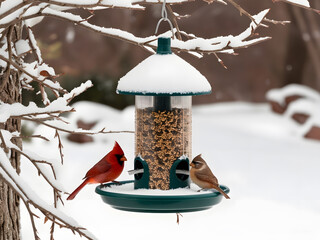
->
[120,156,127,161]
[190,162,195,168]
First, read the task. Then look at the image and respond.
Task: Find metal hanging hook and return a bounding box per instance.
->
[155,0,175,39]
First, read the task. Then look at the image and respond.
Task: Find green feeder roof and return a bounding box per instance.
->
[116,38,212,96]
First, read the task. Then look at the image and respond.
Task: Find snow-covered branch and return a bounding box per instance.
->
[0,148,96,240]
[0,81,95,201]
[0,78,134,239]
[0,1,273,59]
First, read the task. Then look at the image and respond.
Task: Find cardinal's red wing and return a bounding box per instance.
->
[84,159,112,179]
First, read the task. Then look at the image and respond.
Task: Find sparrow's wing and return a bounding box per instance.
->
[84,159,112,179]
[194,168,219,186]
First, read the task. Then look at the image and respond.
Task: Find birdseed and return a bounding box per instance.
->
[135,107,191,190]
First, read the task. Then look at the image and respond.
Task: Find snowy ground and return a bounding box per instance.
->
[20,101,320,240]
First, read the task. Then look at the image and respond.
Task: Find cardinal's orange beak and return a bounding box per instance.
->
[120,156,127,161]
[190,162,195,168]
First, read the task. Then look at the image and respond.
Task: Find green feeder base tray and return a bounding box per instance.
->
[95,180,230,213]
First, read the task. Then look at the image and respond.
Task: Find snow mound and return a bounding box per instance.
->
[266,84,320,106]
[266,84,320,137]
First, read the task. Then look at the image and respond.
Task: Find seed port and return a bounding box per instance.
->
[175,160,189,181]
[134,159,144,180]
[169,158,190,189]
[134,157,150,189]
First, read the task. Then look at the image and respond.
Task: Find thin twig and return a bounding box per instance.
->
[25,201,41,240]
[225,0,258,24]
[31,160,57,180]
[0,130,9,153]
[20,116,134,135]
[49,114,69,124]
[55,130,64,165]
[264,18,291,25]
[12,134,50,141]
[0,162,94,240]
[176,213,183,224]
[18,1,37,20]
[50,189,58,240]
[0,27,8,43]
[12,147,61,191]
[213,53,228,69]
[14,109,73,118]
[43,0,144,10]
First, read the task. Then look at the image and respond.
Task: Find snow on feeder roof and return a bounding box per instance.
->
[116,38,212,96]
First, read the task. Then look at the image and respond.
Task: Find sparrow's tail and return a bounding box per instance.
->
[67,178,90,200]
[214,185,230,199]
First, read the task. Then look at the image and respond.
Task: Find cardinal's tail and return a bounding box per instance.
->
[214,185,230,199]
[67,178,90,200]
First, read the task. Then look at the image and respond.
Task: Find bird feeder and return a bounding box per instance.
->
[96,38,229,212]
[118,37,211,190]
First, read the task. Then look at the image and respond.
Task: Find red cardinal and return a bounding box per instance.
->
[67,141,127,200]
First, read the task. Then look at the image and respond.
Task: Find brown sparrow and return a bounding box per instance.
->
[190,154,230,199]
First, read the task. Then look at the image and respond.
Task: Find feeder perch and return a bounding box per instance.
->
[96,38,229,213]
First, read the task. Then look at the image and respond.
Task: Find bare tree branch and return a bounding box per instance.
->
[225,0,258,24]
[0,158,95,240]
[20,117,135,135]
[12,147,62,193]
[0,5,272,57]
[0,54,67,93]
[12,134,50,141]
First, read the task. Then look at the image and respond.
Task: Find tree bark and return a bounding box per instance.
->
[0,24,22,240]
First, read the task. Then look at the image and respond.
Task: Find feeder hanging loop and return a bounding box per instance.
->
[155,0,175,39]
